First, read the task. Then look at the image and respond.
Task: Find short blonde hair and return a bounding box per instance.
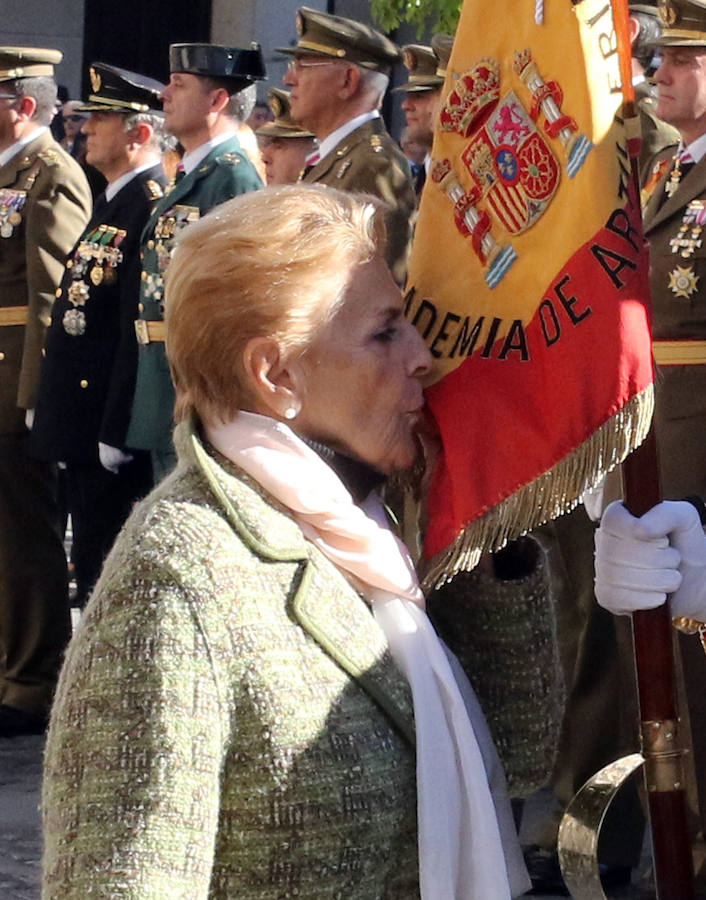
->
[165,184,385,425]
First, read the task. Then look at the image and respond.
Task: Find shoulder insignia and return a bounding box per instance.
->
[145,179,164,200]
[336,159,352,179]
[217,152,242,166]
[370,134,384,153]
[38,148,60,167]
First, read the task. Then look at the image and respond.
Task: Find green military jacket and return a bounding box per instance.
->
[643,149,706,499]
[0,129,91,433]
[126,136,262,454]
[43,418,419,899]
[302,117,415,285]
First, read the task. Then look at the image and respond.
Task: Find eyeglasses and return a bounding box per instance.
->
[62,114,86,123]
[286,59,341,75]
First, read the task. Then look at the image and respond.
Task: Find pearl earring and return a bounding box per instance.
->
[284,407,297,420]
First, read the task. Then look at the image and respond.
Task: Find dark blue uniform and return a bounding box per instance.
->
[31,163,167,604]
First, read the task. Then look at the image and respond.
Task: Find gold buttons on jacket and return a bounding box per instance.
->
[55,288,62,297]
[0,352,5,361]
[79,379,88,388]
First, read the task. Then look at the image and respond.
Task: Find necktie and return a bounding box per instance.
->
[415,165,426,195]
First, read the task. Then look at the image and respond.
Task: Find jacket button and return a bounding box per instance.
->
[79,379,88,388]
[55,288,62,297]
[0,352,4,361]
[138,302,144,312]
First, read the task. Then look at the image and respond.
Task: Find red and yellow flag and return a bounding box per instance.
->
[408,0,654,585]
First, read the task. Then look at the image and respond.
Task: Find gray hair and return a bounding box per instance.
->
[357,67,389,110]
[123,111,172,152]
[6,76,57,125]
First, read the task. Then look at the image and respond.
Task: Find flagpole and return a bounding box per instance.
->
[613,2,696,896]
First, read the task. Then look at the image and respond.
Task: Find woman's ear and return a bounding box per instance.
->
[242,336,302,420]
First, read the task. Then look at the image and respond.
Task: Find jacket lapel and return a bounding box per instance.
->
[304,119,376,183]
[0,130,50,188]
[644,157,706,234]
[184,423,417,747]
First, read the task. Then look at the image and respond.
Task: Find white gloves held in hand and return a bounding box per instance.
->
[595,500,706,621]
[98,442,133,474]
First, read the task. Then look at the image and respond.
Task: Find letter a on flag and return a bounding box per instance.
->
[408,0,654,585]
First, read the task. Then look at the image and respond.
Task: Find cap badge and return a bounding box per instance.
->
[658,0,677,27]
[90,67,101,92]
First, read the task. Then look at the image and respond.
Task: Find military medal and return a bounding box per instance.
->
[668,265,699,300]
[665,152,693,198]
[0,222,13,238]
[669,200,706,259]
[8,211,21,226]
[68,280,90,305]
[63,308,86,337]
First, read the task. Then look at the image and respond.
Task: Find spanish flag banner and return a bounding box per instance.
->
[408,0,654,586]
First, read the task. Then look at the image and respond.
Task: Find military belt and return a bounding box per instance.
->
[653,339,706,366]
[0,306,28,326]
[134,319,166,344]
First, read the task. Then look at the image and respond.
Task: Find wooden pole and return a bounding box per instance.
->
[612,2,696,895]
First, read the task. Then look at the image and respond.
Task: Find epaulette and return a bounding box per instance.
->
[38,148,61,167]
[216,152,242,167]
[144,179,164,201]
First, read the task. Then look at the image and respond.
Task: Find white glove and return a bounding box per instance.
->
[636,500,706,621]
[595,500,682,615]
[24,408,34,430]
[98,442,133,474]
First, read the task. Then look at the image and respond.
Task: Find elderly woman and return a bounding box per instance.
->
[42,185,529,899]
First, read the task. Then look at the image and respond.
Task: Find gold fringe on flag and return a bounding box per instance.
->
[420,384,654,591]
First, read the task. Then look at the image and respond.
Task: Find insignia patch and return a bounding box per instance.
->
[433,48,591,288]
[218,152,241,166]
[668,265,699,300]
[336,159,352,179]
[145,180,164,200]
[38,148,60,167]
[370,134,383,153]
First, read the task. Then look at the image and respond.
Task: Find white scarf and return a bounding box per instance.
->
[205,411,530,899]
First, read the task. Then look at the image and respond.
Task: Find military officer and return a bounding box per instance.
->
[127,43,265,479]
[640,0,706,848]
[30,64,168,609]
[256,88,315,185]
[280,7,415,284]
[0,47,91,736]
[629,2,680,181]
[393,36,452,199]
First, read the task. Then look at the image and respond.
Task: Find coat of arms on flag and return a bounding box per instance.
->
[407,0,654,585]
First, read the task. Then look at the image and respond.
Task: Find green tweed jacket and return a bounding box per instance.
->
[42,419,419,899]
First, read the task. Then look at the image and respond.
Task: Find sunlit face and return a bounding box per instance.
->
[82,112,131,177]
[283,56,346,134]
[655,46,706,141]
[161,72,214,141]
[401,89,439,144]
[292,256,432,474]
[259,135,313,184]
